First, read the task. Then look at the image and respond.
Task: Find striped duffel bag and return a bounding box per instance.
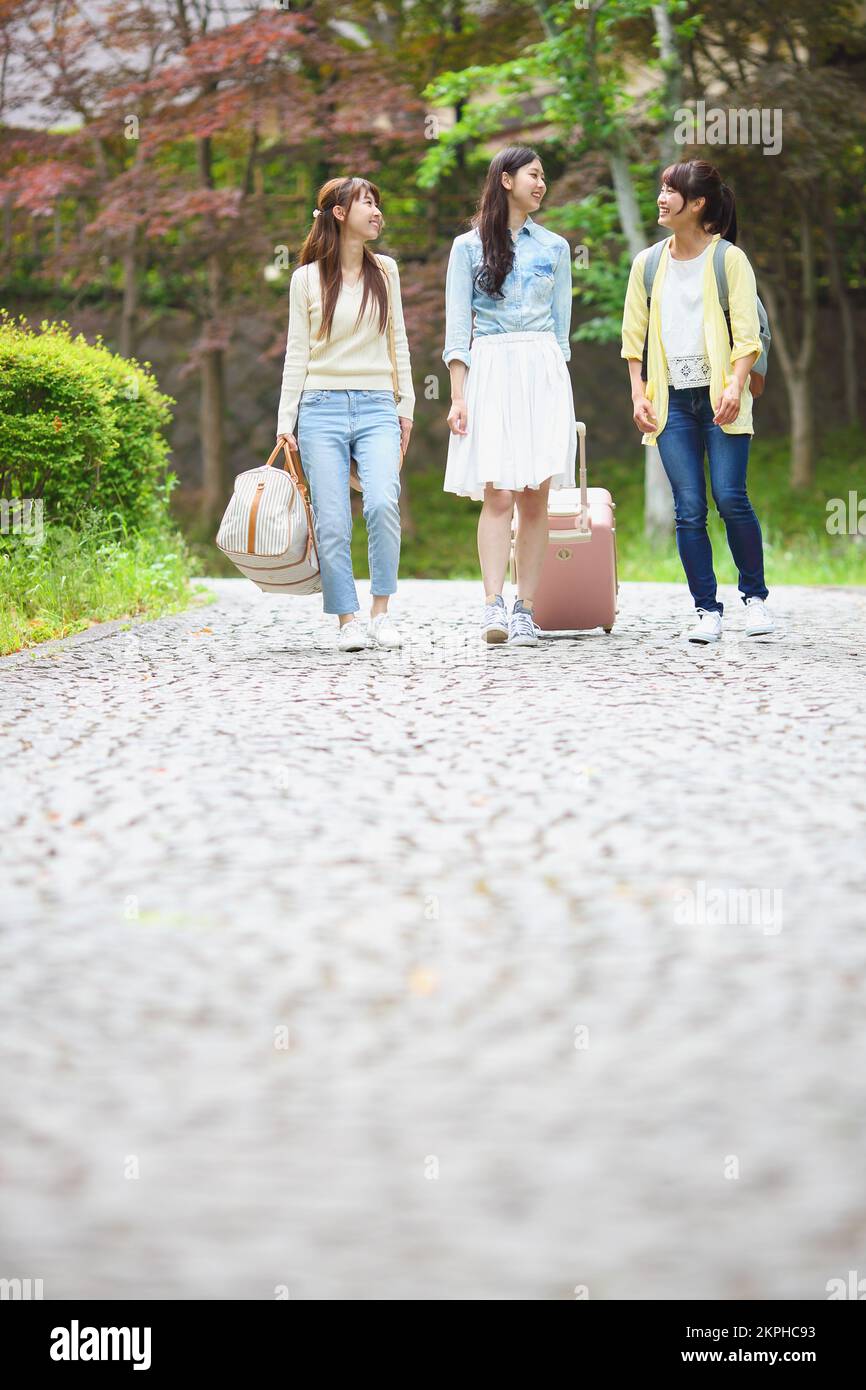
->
[216,440,321,594]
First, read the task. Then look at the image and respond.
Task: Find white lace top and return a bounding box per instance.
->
[661,241,713,389]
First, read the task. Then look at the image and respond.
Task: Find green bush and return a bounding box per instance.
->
[0,311,177,530]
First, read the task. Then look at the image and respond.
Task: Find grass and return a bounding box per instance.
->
[178,425,866,588]
[7,426,858,656]
[368,425,866,587]
[0,508,209,656]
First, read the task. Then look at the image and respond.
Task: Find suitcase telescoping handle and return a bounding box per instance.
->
[508,419,591,586]
[575,420,589,534]
[547,420,590,540]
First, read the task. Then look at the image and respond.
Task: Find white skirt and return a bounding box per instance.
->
[444,330,576,500]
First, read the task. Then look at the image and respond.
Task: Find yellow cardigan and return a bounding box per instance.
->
[620,233,763,446]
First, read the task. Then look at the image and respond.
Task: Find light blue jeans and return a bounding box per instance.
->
[296,388,402,615]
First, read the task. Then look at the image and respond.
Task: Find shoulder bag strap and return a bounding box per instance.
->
[374,254,401,404]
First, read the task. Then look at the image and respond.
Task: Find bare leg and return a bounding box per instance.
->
[478,485,515,599]
[512,480,551,607]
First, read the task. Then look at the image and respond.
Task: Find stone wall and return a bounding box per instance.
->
[6,297,864,494]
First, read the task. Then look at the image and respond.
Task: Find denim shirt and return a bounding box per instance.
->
[442,214,573,368]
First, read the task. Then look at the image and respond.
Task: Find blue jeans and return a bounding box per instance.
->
[296,388,402,615]
[655,386,769,615]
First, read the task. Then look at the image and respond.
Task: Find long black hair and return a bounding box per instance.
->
[469,144,542,297]
[660,159,738,244]
[299,176,389,341]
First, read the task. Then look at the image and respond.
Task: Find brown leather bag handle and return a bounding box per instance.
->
[264,438,316,560]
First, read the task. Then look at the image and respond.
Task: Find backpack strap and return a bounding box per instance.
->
[640,239,668,380]
[713,237,735,350]
[642,238,668,301]
[713,237,732,311]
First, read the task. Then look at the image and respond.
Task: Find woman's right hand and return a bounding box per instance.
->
[447,398,468,435]
[276,433,297,451]
[632,394,657,434]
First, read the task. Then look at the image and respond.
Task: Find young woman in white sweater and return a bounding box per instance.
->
[276,177,415,651]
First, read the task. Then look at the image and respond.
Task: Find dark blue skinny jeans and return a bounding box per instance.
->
[655,385,769,615]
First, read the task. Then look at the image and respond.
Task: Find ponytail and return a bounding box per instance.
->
[718,183,737,244]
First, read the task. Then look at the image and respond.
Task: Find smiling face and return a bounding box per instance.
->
[657,181,706,231]
[334,183,383,242]
[503,158,546,214]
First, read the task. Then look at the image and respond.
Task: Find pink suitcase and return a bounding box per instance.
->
[510,421,619,633]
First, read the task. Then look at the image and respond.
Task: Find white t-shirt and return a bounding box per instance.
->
[660,241,713,389]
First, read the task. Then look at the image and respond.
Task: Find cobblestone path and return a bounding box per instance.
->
[1,579,864,1299]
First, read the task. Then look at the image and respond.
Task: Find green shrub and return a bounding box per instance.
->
[0,311,177,530]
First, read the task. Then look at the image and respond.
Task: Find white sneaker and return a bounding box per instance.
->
[368,612,403,649]
[686,608,723,643]
[743,597,775,636]
[482,596,509,644]
[337,617,368,651]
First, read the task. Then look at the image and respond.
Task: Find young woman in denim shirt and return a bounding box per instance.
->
[621,159,774,642]
[276,177,415,653]
[442,146,577,646]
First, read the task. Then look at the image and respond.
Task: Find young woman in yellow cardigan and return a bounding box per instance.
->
[621,159,774,642]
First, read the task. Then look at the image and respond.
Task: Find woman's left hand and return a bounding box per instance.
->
[399,417,413,463]
[713,380,742,427]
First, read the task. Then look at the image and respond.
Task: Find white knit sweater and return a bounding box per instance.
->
[276,255,415,437]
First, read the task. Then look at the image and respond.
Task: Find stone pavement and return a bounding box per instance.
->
[1,578,865,1300]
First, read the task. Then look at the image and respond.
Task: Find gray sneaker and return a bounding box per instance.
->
[507,605,539,647]
[482,595,508,643]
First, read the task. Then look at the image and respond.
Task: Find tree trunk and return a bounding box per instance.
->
[645,3,682,539]
[196,130,229,521]
[609,146,645,261]
[199,347,227,520]
[789,368,815,490]
[609,145,673,539]
[758,201,817,489]
[120,226,138,359]
[652,4,683,170]
[823,205,859,427]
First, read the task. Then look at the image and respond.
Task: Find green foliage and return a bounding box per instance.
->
[544,177,663,347]
[0,508,205,656]
[340,427,866,587]
[0,312,178,530]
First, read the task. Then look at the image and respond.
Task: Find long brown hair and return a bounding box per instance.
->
[297,176,389,341]
[469,145,541,298]
[660,159,738,243]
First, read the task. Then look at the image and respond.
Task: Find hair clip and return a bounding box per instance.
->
[312,209,321,218]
